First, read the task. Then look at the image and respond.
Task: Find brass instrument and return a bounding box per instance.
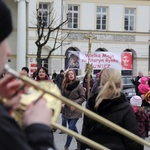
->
[2,64,150,149]
[145,91,150,103]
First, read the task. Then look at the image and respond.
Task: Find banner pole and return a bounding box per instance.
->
[85,32,94,99]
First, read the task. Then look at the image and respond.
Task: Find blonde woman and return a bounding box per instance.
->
[80,68,143,150]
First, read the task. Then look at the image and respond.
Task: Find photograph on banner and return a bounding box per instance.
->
[68,51,80,69]
[121,52,132,70]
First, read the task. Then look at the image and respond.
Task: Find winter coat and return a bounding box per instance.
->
[80,93,143,150]
[131,76,142,95]
[133,107,150,138]
[55,74,64,90]
[142,79,150,107]
[52,73,57,83]
[138,76,150,95]
[90,80,100,96]
[61,80,86,119]
[0,104,55,150]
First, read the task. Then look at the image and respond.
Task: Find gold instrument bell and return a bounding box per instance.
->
[144,91,150,104]
[11,81,62,126]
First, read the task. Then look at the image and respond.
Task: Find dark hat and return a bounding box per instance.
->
[0,0,13,43]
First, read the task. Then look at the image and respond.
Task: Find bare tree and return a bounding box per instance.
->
[35,5,69,68]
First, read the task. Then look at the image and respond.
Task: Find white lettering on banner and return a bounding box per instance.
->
[68,51,132,71]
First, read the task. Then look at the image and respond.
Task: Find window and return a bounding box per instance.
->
[68,5,79,29]
[38,3,51,27]
[124,8,135,31]
[96,6,107,30]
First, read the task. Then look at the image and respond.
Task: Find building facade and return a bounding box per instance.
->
[5,0,150,76]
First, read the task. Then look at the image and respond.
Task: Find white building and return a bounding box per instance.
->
[5,0,150,76]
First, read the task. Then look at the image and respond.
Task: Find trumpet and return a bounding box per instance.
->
[2,64,150,149]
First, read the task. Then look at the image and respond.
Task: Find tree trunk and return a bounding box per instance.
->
[37,46,42,68]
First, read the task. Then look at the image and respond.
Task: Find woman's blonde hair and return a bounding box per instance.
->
[95,68,122,108]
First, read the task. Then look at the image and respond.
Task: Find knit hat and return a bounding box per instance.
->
[0,1,13,43]
[130,95,142,106]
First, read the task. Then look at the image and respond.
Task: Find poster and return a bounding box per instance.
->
[28,58,37,77]
[68,51,80,69]
[68,51,132,72]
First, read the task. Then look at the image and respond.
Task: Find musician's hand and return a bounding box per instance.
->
[23,98,52,126]
[0,74,23,109]
[0,74,20,98]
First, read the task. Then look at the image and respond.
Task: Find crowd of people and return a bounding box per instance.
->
[0,1,55,150]
[131,71,150,112]
[1,1,150,150]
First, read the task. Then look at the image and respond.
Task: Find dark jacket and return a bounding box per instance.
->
[0,104,55,150]
[61,80,85,119]
[55,74,64,90]
[131,76,142,95]
[52,73,57,83]
[80,93,143,150]
[134,108,150,138]
[83,75,94,99]
[90,80,100,96]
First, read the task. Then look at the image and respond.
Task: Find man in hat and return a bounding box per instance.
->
[0,1,55,149]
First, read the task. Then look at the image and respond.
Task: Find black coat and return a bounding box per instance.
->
[55,74,64,90]
[131,76,142,95]
[80,93,143,150]
[0,104,55,150]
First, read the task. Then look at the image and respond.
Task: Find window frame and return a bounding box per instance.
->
[96,6,107,31]
[124,8,135,32]
[38,3,51,27]
[67,4,79,29]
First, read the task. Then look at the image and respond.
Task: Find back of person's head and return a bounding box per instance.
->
[95,68,121,108]
[0,1,12,43]
[83,73,92,81]
[130,95,142,107]
[21,67,29,74]
[138,71,143,77]
[60,69,64,74]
